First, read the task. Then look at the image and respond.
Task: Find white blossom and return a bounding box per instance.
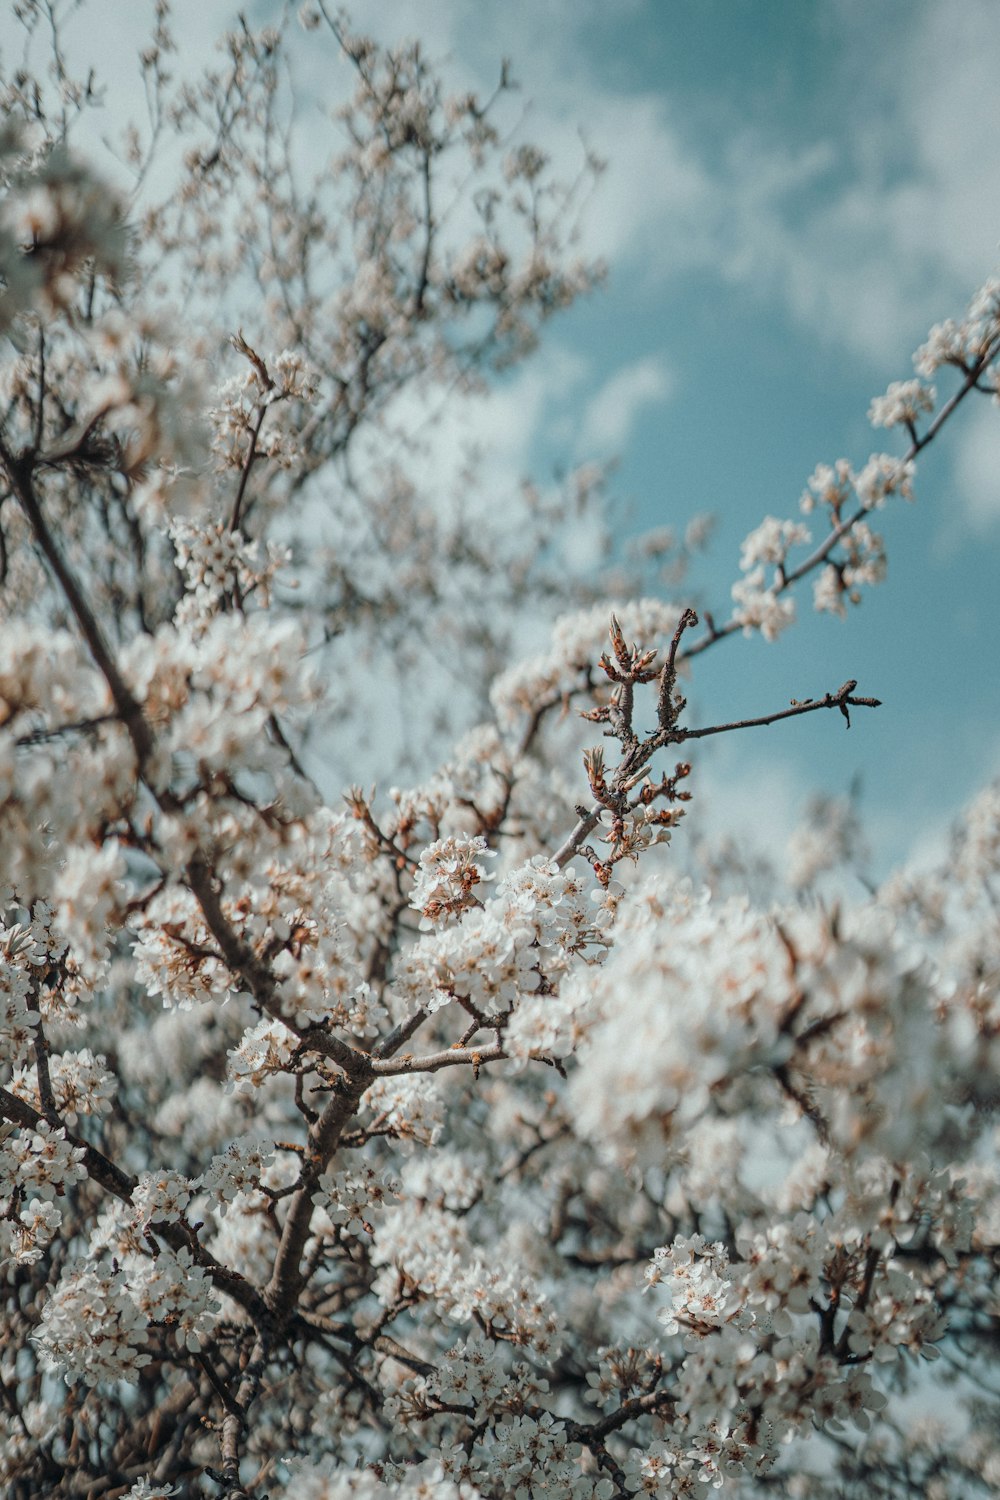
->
[131,1169,194,1227]
[199,1134,276,1211]
[738,515,810,569]
[868,379,935,430]
[730,568,796,641]
[36,1263,152,1386]
[316,1163,400,1230]
[410,834,496,928]
[0,12,999,1498]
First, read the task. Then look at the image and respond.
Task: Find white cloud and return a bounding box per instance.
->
[565,95,718,275]
[581,355,675,454]
[951,399,1000,534]
[881,0,1000,285]
[439,0,1000,365]
[37,0,1000,369]
[708,1,1000,360]
[380,343,591,500]
[688,743,808,871]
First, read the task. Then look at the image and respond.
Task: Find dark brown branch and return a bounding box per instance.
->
[372,1334,437,1378]
[212,1335,266,1500]
[196,1351,246,1424]
[32,1025,61,1127]
[372,1005,430,1060]
[656,606,698,730]
[553,679,878,869]
[564,1386,675,1446]
[185,855,366,1079]
[774,1063,830,1144]
[262,1070,372,1322]
[0,440,155,767]
[229,400,269,534]
[674,680,880,742]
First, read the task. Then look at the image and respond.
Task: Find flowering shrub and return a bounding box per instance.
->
[1,6,999,1499]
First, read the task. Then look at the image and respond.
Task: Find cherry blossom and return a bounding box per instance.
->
[0,6,998,1499]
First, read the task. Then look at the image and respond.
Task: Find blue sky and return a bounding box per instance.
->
[9,0,1000,878]
[332,0,1000,878]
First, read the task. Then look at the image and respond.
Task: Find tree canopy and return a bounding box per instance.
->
[1,6,999,1499]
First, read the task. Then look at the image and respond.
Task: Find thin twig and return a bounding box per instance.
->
[674,680,880,742]
[681,337,1000,665]
[553,679,878,869]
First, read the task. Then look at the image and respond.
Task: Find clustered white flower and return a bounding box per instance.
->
[914,276,1000,374]
[729,567,797,641]
[362,1075,446,1151]
[738,516,811,571]
[397,857,606,1017]
[169,518,290,626]
[867,378,935,429]
[131,1168,194,1227]
[10,1046,116,1127]
[35,1262,153,1386]
[316,1163,400,1229]
[730,432,922,637]
[199,1134,276,1212]
[410,834,496,928]
[210,346,321,470]
[371,1199,563,1357]
[2,12,1000,1499]
[0,1120,88,1270]
[226,1016,298,1092]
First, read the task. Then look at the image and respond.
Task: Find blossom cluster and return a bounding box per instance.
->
[397,857,606,1016]
[1,8,1000,1500]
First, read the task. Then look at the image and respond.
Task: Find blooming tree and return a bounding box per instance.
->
[1,5,1000,1499]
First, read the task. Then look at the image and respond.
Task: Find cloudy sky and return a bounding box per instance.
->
[8,0,1000,879]
[338,0,1000,880]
